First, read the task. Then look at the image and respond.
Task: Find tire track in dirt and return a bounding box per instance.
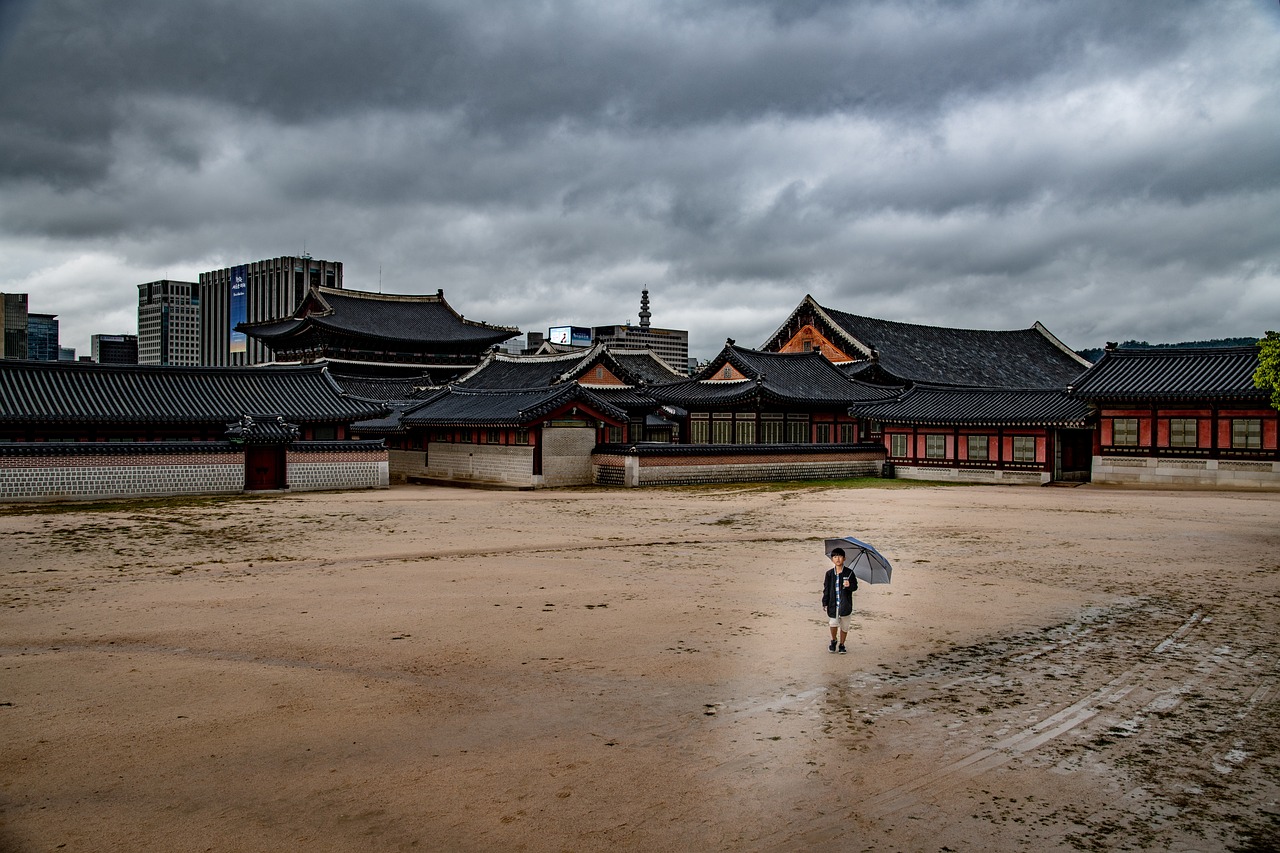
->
[857,610,1206,819]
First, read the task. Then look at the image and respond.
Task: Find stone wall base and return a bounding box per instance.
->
[1092,456,1280,489]
[889,465,1050,485]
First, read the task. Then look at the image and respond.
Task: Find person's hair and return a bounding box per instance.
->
[830,547,845,558]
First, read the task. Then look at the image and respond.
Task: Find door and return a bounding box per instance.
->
[245,446,286,490]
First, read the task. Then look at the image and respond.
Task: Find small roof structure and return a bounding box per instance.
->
[239,286,519,356]
[398,384,627,429]
[646,342,899,408]
[762,295,1091,388]
[0,360,384,426]
[1070,346,1265,403]
[329,372,439,403]
[455,343,682,390]
[848,385,1091,428]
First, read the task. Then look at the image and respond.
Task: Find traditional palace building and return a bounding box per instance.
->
[757,295,1096,484]
[1,286,1273,498]
[1071,345,1277,489]
[238,286,519,382]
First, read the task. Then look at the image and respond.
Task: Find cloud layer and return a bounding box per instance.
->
[2,0,1278,358]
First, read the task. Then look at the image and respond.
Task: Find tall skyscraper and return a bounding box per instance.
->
[26,313,60,361]
[1,292,29,359]
[198,256,342,366]
[137,280,200,365]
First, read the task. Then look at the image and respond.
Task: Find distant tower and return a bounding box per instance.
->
[639,289,651,330]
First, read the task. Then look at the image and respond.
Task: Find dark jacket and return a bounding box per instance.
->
[822,567,858,617]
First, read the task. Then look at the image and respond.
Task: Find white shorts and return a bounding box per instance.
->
[828,614,852,631]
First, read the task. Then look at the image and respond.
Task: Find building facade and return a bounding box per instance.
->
[1071,345,1278,489]
[138,280,201,365]
[92,334,138,364]
[26,313,59,361]
[1,292,28,359]
[199,256,343,366]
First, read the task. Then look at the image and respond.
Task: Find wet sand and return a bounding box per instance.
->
[1,483,1277,852]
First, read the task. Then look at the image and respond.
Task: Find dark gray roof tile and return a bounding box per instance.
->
[1070,346,1264,401]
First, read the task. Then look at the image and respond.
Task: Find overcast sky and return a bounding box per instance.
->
[1,0,1277,360]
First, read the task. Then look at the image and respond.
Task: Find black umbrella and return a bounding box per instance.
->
[824,536,893,584]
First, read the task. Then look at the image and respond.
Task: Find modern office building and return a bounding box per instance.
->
[1,292,28,359]
[591,290,689,374]
[58,347,76,361]
[198,256,342,366]
[27,313,59,361]
[137,279,201,365]
[92,334,139,364]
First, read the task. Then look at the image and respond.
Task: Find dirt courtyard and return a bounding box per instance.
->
[1,482,1278,852]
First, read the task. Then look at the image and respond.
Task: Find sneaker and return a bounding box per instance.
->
[828,639,837,653]
[838,645,847,654]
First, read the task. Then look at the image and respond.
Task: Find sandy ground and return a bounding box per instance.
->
[1,481,1278,852]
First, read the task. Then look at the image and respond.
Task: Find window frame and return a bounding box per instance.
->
[1112,417,1139,446]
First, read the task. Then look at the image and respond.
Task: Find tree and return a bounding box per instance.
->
[1255,331,1280,412]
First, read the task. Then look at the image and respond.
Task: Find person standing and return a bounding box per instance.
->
[822,547,857,653]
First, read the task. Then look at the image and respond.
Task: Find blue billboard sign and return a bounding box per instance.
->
[229,265,247,354]
[549,325,592,347]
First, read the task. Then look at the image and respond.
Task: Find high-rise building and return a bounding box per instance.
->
[27,313,60,361]
[198,256,342,366]
[92,334,138,364]
[1,292,29,359]
[591,290,689,374]
[137,280,200,365]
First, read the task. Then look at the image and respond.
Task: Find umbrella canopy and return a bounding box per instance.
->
[824,536,893,584]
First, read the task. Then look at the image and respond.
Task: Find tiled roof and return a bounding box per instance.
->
[610,350,686,383]
[0,360,385,425]
[400,384,627,427]
[242,287,518,349]
[456,344,682,390]
[455,351,582,389]
[822,306,1088,387]
[329,372,439,402]
[763,295,1090,388]
[648,345,900,407]
[848,385,1090,427]
[1070,346,1264,402]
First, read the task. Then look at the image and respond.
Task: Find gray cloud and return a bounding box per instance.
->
[1,0,1277,358]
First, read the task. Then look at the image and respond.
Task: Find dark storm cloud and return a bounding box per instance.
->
[0,0,1277,356]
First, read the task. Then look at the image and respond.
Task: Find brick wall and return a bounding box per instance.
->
[541,427,598,486]
[0,440,389,502]
[592,445,884,487]
[286,445,388,491]
[426,443,535,487]
[388,449,429,482]
[0,445,243,501]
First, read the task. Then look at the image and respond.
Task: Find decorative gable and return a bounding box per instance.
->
[778,324,855,363]
[708,363,748,381]
[579,364,626,387]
